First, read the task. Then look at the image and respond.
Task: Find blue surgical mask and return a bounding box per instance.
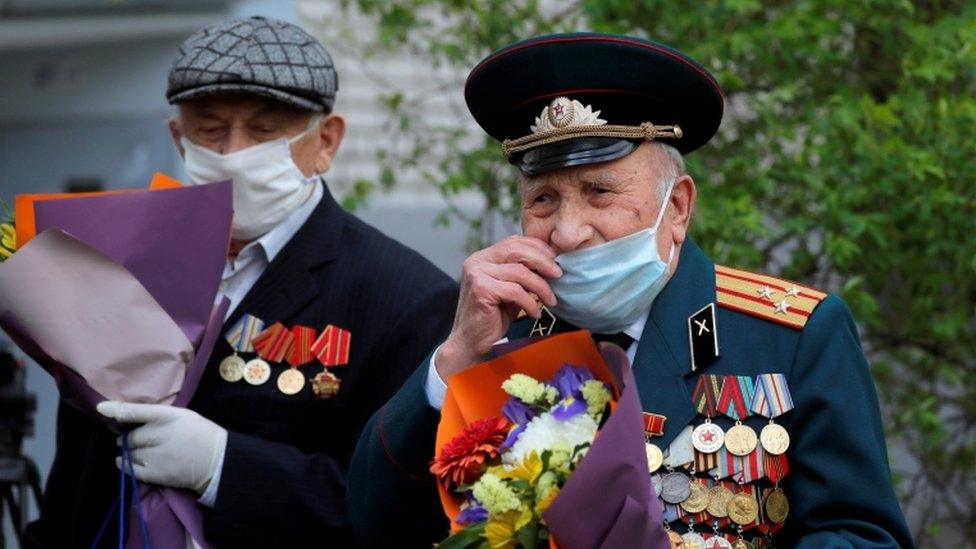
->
[549,180,675,334]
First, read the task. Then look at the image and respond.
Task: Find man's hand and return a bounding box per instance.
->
[436,236,561,379]
[97,401,227,494]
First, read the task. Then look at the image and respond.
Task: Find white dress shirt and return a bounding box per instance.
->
[423,310,650,410]
[198,181,323,508]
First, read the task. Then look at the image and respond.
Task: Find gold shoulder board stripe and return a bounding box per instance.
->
[715,265,827,330]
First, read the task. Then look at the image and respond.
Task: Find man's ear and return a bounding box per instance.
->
[314,113,346,173]
[669,174,696,245]
[168,117,185,158]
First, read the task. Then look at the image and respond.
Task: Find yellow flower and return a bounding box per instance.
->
[581,379,612,419]
[484,508,533,549]
[472,473,521,515]
[534,471,561,514]
[0,223,15,261]
[506,451,543,484]
[502,374,558,405]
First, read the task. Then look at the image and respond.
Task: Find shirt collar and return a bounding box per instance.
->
[623,309,649,342]
[235,180,324,266]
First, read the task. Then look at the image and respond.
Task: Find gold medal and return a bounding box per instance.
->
[732,539,755,549]
[760,422,790,455]
[666,530,685,548]
[764,488,790,523]
[728,492,759,525]
[679,481,710,514]
[218,354,245,382]
[706,485,734,518]
[692,421,724,454]
[724,423,758,456]
[645,442,664,473]
[681,532,706,549]
[276,368,305,395]
[311,370,341,399]
[243,358,271,385]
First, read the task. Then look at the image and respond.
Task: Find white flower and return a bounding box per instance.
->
[503,411,598,467]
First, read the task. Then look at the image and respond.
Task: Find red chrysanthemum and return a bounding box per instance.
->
[430,416,510,490]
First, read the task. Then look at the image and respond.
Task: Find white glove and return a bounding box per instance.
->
[97,401,227,494]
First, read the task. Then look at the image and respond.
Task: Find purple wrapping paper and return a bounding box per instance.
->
[490,338,669,548]
[544,342,669,549]
[32,180,231,346]
[0,180,233,548]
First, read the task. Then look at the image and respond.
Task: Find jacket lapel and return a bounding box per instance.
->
[225,181,344,329]
[632,238,716,449]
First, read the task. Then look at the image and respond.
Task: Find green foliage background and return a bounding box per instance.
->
[330,1,976,542]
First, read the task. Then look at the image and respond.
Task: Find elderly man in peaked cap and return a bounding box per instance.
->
[25,16,457,548]
[348,33,913,548]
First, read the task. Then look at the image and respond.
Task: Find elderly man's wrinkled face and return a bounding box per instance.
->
[169,93,345,176]
[520,142,691,257]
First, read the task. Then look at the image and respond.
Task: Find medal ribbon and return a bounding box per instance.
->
[750,373,794,419]
[733,446,765,483]
[691,374,723,417]
[694,449,717,474]
[663,426,694,468]
[764,453,790,483]
[253,322,295,363]
[287,325,317,366]
[311,324,352,367]
[643,412,667,436]
[717,375,755,420]
[224,314,265,352]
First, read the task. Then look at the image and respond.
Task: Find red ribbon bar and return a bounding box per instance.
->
[287,325,317,367]
[642,412,666,436]
[252,322,295,363]
[311,324,351,367]
[764,452,790,483]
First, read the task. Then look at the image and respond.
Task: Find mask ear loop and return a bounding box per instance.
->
[651,177,678,266]
[287,113,326,145]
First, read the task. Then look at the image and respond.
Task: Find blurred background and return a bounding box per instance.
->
[1,1,973,547]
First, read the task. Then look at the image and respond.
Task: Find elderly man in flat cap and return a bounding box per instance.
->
[25,16,457,548]
[348,33,913,548]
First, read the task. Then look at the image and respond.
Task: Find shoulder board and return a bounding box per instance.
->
[715,265,827,330]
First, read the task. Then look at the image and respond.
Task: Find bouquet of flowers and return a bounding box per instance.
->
[0,174,231,548]
[431,331,669,549]
[0,199,15,262]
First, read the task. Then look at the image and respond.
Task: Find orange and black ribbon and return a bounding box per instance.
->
[692,374,723,417]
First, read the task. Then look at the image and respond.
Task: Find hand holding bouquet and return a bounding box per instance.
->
[431,331,669,549]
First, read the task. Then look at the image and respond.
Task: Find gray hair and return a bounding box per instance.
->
[652,142,685,199]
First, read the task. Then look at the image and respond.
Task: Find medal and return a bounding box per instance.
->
[718,375,758,456]
[682,532,706,549]
[750,374,794,455]
[643,412,667,437]
[218,355,246,382]
[706,536,733,549]
[732,539,755,549]
[706,485,734,518]
[693,421,725,453]
[646,442,664,473]
[764,488,789,523]
[243,358,271,385]
[276,368,305,395]
[219,314,265,383]
[680,481,710,514]
[759,423,790,456]
[728,492,759,525]
[651,473,663,497]
[691,375,725,453]
[311,370,341,399]
[661,472,692,504]
[666,529,684,548]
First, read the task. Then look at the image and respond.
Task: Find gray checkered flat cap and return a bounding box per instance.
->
[167,16,338,112]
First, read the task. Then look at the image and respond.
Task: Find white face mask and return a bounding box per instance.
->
[180,114,323,241]
[548,179,676,334]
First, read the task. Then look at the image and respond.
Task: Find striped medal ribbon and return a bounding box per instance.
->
[750,374,794,456]
[691,375,726,454]
[718,375,758,456]
[309,325,352,400]
[218,314,265,383]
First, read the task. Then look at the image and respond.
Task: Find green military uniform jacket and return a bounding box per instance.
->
[348,239,913,548]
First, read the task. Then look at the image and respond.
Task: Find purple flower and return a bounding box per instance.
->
[551,397,587,421]
[455,500,489,525]
[550,364,593,400]
[502,396,536,425]
[501,423,526,450]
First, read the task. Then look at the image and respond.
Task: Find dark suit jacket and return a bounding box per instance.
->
[347,238,914,548]
[24,183,458,548]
